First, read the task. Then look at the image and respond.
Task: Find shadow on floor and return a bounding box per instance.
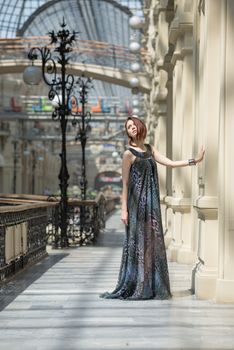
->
[96,228,125,248]
[172,289,194,298]
[0,253,68,311]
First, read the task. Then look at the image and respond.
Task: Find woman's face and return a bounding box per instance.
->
[126,119,137,138]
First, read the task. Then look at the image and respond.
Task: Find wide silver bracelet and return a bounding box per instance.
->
[188,158,196,166]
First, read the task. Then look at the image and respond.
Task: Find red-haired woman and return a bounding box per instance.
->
[100,116,205,300]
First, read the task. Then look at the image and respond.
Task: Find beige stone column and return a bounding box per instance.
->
[166,1,197,265]
[166,54,182,261]
[167,49,196,264]
[216,0,234,303]
[193,0,220,299]
[179,43,198,265]
[153,3,173,247]
[164,66,174,247]
[155,70,169,245]
[144,0,197,261]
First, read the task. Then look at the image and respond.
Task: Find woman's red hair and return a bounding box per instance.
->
[125,116,147,145]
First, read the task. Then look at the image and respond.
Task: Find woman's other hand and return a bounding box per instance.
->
[195,146,205,164]
[121,209,128,226]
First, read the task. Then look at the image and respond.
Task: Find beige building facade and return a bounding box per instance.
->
[143,0,234,303]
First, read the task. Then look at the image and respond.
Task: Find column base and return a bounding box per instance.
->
[164,235,172,248]
[177,247,196,264]
[216,279,234,303]
[167,243,181,262]
[165,196,195,264]
[195,264,218,299]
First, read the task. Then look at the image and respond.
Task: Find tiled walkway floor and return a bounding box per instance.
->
[0,211,234,349]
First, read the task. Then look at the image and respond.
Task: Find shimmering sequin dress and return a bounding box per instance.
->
[100,144,172,300]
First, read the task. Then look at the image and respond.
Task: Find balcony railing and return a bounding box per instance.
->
[0,193,119,281]
[0,197,54,282]
[46,193,112,247]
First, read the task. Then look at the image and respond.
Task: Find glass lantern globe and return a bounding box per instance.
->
[132,99,139,107]
[112,151,118,158]
[129,42,141,53]
[23,65,42,85]
[132,108,140,115]
[129,16,143,29]
[129,77,139,88]
[130,62,141,73]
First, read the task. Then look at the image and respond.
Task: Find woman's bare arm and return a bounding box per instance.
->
[151,145,205,168]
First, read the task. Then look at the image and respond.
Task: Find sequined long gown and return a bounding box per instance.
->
[100,144,172,300]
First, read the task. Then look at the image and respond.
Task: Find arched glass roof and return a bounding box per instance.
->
[19,1,134,70]
[0,0,143,38]
[0,0,144,104]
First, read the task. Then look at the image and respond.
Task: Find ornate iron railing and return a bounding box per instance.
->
[46,193,119,247]
[0,199,54,281]
[0,193,119,280]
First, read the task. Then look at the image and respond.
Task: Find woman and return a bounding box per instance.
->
[100,116,205,300]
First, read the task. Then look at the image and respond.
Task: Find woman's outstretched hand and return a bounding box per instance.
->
[195,146,205,164]
[121,209,128,226]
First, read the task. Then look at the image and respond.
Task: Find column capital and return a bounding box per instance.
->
[165,196,191,213]
[169,2,193,45]
[193,195,218,220]
[171,32,193,65]
[155,88,168,102]
[193,195,218,208]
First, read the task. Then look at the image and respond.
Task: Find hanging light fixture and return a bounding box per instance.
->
[23,64,42,85]
[132,99,139,107]
[129,77,139,88]
[129,41,141,53]
[130,62,141,73]
[129,16,143,29]
[132,108,140,115]
[129,13,143,114]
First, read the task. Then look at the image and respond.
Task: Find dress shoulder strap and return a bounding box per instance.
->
[145,144,153,154]
[128,144,153,158]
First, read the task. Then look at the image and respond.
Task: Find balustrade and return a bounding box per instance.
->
[0,193,118,281]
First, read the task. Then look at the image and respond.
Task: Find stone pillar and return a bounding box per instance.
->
[216,0,234,303]
[167,55,184,262]
[153,2,172,247]
[193,0,220,299]
[155,69,170,245]
[167,53,195,263]
[165,1,196,265]
[177,36,196,264]
[164,66,174,247]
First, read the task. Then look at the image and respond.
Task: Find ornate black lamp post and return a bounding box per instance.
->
[71,77,93,235]
[23,19,91,247]
[71,76,92,201]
